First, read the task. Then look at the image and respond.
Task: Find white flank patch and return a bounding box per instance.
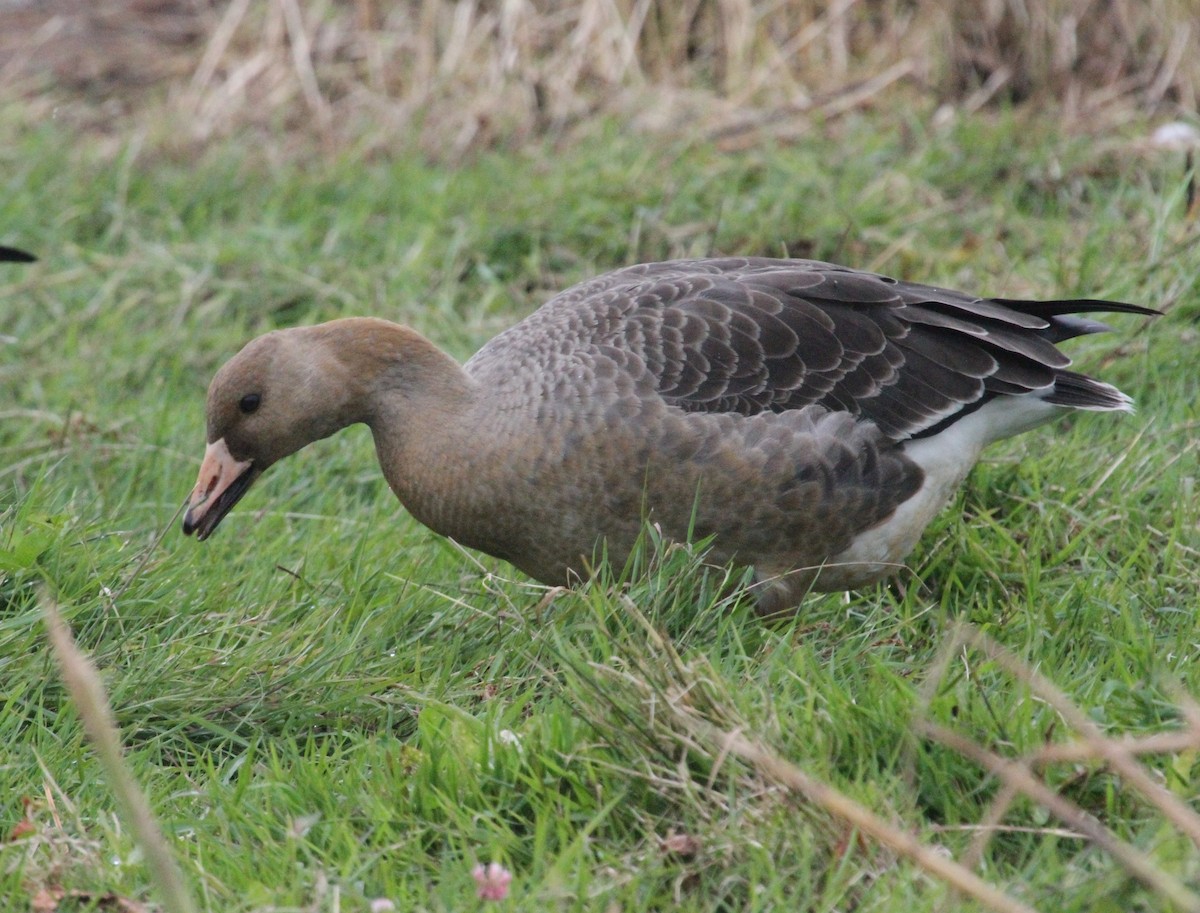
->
[822,396,1063,585]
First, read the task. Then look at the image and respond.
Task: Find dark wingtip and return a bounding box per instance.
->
[0,245,36,263]
[989,297,1161,344]
[992,297,1163,319]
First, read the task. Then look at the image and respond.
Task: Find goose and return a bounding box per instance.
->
[182,257,1154,616]
[0,246,36,262]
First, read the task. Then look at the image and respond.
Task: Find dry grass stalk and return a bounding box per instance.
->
[920,720,1200,912]
[917,622,1200,911]
[11,0,1189,153]
[574,599,1200,913]
[177,0,1200,152]
[958,779,1022,873]
[684,717,1041,913]
[1032,728,1200,764]
[962,626,1200,850]
[40,591,200,913]
[569,602,1038,913]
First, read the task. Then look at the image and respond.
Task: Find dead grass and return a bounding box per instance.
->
[40,592,198,913]
[565,597,1200,913]
[2,0,1197,154]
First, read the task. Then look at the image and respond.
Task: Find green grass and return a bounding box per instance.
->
[2,106,1199,911]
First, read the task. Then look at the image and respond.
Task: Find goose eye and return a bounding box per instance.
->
[239,393,261,414]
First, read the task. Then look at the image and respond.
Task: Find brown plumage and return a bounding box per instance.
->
[183,257,1155,616]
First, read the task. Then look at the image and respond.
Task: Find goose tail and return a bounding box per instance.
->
[1045,369,1136,413]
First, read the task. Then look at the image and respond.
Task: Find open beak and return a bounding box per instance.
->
[182,438,259,540]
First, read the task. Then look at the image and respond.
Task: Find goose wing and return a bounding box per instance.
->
[586,257,1153,440]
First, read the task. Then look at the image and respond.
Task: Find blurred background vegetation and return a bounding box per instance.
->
[1,0,1195,155]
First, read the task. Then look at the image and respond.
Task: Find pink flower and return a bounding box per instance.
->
[472,861,513,901]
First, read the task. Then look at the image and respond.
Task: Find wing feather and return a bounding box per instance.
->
[465,257,1156,441]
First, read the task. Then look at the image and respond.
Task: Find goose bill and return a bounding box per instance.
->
[182,438,258,540]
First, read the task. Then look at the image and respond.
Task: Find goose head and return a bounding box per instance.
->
[182,326,366,540]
